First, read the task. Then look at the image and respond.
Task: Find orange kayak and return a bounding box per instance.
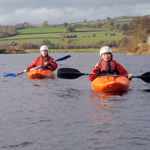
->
[28,69,55,79]
[92,76,130,92]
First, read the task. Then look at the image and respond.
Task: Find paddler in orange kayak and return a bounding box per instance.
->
[89,46,133,81]
[24,45,58,73]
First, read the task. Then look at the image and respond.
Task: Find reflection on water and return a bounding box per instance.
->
[88,91,129,149]
[89,90,128,101]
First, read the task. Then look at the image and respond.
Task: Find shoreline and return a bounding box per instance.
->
[0,48,148,55]
[0,49,27,54]
[25,48,126,54]
[0,47,125,54]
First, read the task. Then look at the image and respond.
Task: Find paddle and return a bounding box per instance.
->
[57,68,150,83]
[3,55,71,77]
[3,65,43,77]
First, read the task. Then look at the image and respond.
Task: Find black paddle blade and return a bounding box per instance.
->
[57,68,84,79]
[136,72,150,83]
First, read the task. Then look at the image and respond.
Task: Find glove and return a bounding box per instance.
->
[27,68,30,71]
[48,62,52,66]
[24,68,30,73]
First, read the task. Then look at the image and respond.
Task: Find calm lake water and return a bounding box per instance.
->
[0,53,150,150]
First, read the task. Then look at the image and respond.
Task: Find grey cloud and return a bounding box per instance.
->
[0,0,150,25]
[1,0,150,10]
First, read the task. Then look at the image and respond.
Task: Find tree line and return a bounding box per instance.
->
[0,22,32,38]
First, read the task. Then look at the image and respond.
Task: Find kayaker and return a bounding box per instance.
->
[89,46,133,81]
[24,45,58,72]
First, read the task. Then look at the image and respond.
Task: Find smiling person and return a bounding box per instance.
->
[24,45,58,73]
[89,46,133,81]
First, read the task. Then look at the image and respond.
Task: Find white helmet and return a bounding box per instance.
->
[40,45,48,51]
[100,46,112,57]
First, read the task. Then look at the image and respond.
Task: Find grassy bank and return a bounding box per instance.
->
[25,48,124,53]
[0,49,27,54]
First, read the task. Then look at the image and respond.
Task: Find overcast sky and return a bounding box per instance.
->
[0,0,150,25]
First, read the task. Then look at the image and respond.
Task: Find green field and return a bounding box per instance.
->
[0,18,132,51]
[17,27,106,34]
[17,28,66,34]
[114,19,132,25]
[0,29,129,45]
[0,32,127,45]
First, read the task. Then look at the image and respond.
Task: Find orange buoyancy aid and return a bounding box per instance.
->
[100,60,120,75]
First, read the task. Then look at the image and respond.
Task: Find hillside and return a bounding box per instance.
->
[0,17,134,54]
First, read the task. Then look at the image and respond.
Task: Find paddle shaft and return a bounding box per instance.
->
[57,68,150,83]
[16,65,43,76]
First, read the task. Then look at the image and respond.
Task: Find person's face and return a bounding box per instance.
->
[102,52,112,61]
[41,50,48,57]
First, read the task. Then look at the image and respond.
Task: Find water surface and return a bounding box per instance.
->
[0,53,150,150]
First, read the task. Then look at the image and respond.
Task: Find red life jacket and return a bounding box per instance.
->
[100,60,120,75]
[36,55,51,69]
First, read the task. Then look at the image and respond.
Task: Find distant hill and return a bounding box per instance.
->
[0,15,150,54]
